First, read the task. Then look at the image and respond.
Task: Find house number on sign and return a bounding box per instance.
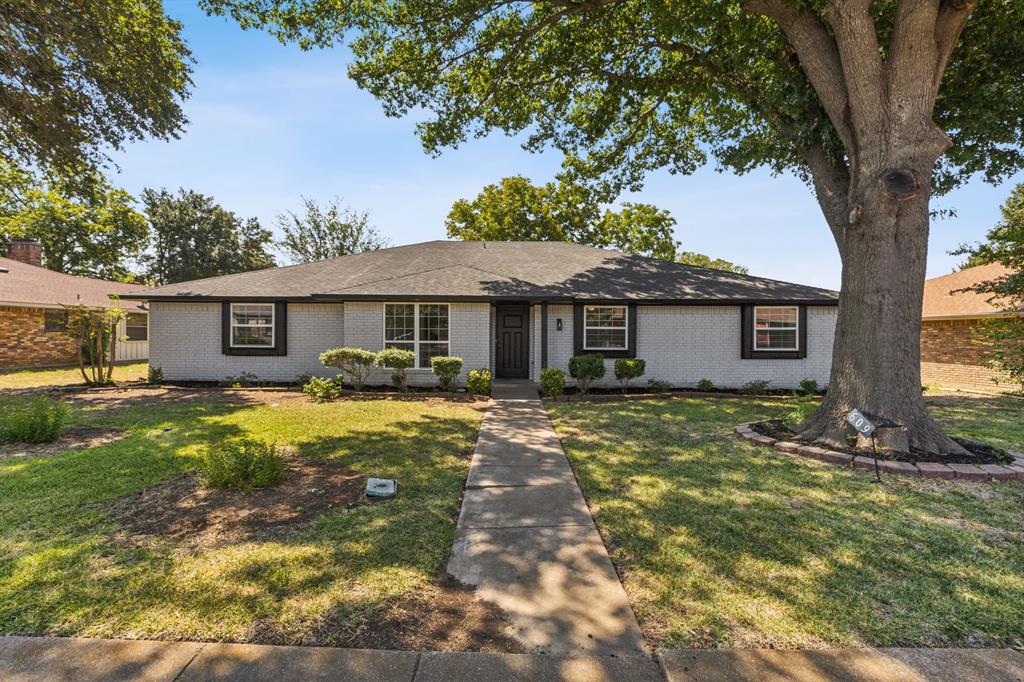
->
[846,409,876,437]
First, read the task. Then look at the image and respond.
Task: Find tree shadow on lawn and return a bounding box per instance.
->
[0,401,502,649]
[552,399,1024,649]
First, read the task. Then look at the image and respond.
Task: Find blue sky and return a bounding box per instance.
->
[111,3,1022,290]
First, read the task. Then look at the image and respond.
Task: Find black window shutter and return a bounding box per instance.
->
[221,302,232,355]
[740,305,753,359]
[798,305,808,359]
[274,301,288,356]
[573,304,584,354]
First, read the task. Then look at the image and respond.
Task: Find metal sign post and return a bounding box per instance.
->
[847,409,881,482]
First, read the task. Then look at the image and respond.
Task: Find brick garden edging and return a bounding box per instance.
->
[734,422,1024,481]
[544,391,808,404]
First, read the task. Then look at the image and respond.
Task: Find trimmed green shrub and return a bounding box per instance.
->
[201,438,285,489]
[798,378,819,396]
[647,378,672,392]
[614,358,646,393]
[430,356,463,391]
[568,353,605,394]
[302,376,342,402]
[466,368,492,396]
[0,395,69,444]
[147,365,164,385]
[320,347,378,390]
[377,347,416,391]
[740,379,772,396]
[540,368,566,397]
[696,378,715,392]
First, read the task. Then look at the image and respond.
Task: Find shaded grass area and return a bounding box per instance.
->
[0,362,148,389]
[0,394,484,645]
[926,392,1024,452]
[549,396,1024,649]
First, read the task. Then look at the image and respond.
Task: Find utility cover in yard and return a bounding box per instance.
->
[366,478,397,498]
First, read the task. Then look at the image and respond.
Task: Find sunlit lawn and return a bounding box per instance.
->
[549,396,1024,649]
[0,394,483,644]
[0,362,148,389]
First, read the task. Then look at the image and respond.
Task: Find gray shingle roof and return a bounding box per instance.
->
[0,256,146,309]
[125,241,838,304]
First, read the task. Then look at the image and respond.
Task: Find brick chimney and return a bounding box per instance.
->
[6,239,42,267]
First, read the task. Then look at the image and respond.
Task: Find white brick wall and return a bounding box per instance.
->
[151,300,836,389]
[149,301,344,382]
[537,305,836,390]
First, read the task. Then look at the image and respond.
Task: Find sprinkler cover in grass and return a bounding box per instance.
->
[366,477,397,498]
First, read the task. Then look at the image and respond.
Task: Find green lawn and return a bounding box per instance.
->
[0,393,484,644]
[0,362,149,389]
[549,396,1024,650]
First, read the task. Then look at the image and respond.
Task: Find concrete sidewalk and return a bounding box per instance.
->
[447,380,647,657]
[2,636,1022,681]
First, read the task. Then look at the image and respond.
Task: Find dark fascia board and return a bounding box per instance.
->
[123,293,838,306]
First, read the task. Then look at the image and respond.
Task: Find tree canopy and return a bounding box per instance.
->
[142,188,275,284]
[1,0,193,178]
[276,196,389,263]
[956,182,1024,303]
[0,164,149,281]
[447,176,678,259]
[676,251,748,274]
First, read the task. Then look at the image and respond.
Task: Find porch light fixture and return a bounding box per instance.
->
[556,318,563,331]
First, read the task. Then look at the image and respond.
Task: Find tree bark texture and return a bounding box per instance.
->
[746,0,975,454]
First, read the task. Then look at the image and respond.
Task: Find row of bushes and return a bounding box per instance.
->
[302,347,492,400]
[539,353,821,398]
[0,395,69,444]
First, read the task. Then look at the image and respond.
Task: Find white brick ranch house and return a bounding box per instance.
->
[124,241,838,389]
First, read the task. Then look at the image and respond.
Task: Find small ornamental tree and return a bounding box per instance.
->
[568,354,605,395]
[376,347,415,391]
[430,356,463,391]
[614,358,646,393]
[320,347,377,391]
[65,304,123,385]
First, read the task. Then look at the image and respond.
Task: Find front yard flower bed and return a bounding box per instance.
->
[736,421,1024,481]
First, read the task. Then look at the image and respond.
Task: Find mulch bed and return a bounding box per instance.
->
[750,419,1012,465]
[0,426,128,461]
[100,458,368,551]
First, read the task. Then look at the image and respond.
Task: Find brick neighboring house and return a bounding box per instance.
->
[0,239,149,368]
[921,262,1020,392]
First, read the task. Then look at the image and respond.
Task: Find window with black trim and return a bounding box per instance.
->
[43,309,67,333]
[230,303,275,347]
[583,305,628,350]
[384,303,449,368]
[125,313,148,341]
[753,306,799,351]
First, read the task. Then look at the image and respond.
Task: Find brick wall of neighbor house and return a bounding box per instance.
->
[920,318,1011,391]
[148,300,490,384]
[536,305,837,390]
[149,302,345,382]
[0,305,78,368]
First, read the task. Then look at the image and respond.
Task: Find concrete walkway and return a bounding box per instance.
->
[447,380,648,657]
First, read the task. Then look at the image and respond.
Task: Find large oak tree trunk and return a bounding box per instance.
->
[799,160,968,456]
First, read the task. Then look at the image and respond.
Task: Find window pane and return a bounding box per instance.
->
[585,328,626,349]
[385,304,415,341]
[585,306,626,327]
[755,307,797,329]
[232,326,273,346]
[419,304,449,341]
[419,342,449,368]
[756,329,797,350]
[44,310,67,332]
[232,304,273,326]
[126,313,148,341]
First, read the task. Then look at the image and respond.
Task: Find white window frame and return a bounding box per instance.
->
[583,305,629,351]
[230,303,275,348]
[753,305,799,352]
[382,303,450,369]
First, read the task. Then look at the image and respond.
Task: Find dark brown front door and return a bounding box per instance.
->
[495,305,529,379]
